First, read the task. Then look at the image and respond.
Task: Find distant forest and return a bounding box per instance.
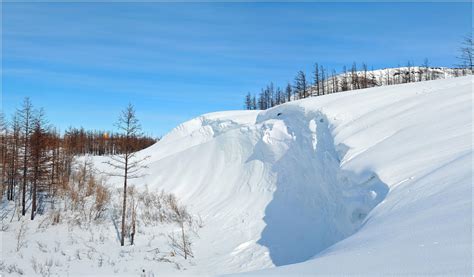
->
[244,36,473,110]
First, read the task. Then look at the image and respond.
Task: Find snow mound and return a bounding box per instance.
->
[123,76,472,275]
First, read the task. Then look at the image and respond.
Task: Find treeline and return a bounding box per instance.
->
[245,35,473,110]
[0,98,157,221]
[63,128,156,156]
[244,62,472,110]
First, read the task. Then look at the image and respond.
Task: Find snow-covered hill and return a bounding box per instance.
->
[2,76,472,276]
[133,75,472,275]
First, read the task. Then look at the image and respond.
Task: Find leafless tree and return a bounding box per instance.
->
[341,66,349,91]
[18,98,35,216]
[406,61,413,83]
[30,109,49,220]
[6,114,21,202]
[294,71,308,99]
[320,65,326,95]
[0,113,7,199]
[457,34,473,71]
[313,63,320,96]
[362,63,368,88]
[421,58,430,81]
[351,62,360,90]
[103,104,149,246]
[331,69,338,93]
[285,83,292,102]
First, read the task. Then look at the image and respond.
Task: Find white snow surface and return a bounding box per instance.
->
[125,76,472,276]
[2,76,472,276]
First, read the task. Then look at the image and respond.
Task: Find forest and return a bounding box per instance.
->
[0,99,156,222]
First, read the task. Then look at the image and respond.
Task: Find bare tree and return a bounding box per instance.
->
[285,83,292,102]
[6,114,21,201]
[244,93,252,110]
[30,109,49,220]
[406,61,413,83]
[294,71,308,99]
[385,68,391,85]
[313,63,320,96]
[331,69,338,93]
[351,62,360,90]
[341,66,349,91]
[457,34,473,71]
[362,63,368,88]
[18,98,35,216]
[103,104,149,246]
[275,87,283,105]
[422,58,430,81]
[0,113,7,198]
[320,65,326,95]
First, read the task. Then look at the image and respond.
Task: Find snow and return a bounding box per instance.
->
[2,76,472,276]
[234,76,473,276]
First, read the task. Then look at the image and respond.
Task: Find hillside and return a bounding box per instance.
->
[1,76,472,276]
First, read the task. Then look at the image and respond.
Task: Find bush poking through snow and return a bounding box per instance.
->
[0,262,24,275]
[58,160,111,227]
[16,220,28,252]
[2,158,200,275]
[168,196,194,260]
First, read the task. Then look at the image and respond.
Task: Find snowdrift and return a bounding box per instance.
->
[123,76,472,275]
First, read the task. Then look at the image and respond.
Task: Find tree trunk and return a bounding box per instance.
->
[181,220,187,259]
[120,154,128,246]
[22,121,29,216]
[31,172,37,220]
[131,208,136,245]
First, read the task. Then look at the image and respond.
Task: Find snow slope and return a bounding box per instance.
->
[126,76,472,275]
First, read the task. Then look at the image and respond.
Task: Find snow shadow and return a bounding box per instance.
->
[249,109,389,266]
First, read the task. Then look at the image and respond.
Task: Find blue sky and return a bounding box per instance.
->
[2,2,472,136]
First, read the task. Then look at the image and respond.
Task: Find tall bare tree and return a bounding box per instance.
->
[244,93,253,110]
[320,65,326,95]
[457,34,473,71]
[351,62,360,90]
[18,98,34,216]
[6,114,21,201]
[0,113,7,198]
[331,69,338,93]
[362,63,368,88]
[30,109,49,220]
[341,66,349,91]
[285,83,292,102]
[294,70,308,99]
[313,63,320,96]
[103,104,149,246]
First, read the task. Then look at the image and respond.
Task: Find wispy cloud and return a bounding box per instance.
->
[2,2,471,134]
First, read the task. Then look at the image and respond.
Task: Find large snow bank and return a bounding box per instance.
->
[132,76,472,275]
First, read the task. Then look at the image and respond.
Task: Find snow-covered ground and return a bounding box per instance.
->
[1,76,472,276]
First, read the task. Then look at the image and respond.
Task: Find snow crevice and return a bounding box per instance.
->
[252,108,389,266]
